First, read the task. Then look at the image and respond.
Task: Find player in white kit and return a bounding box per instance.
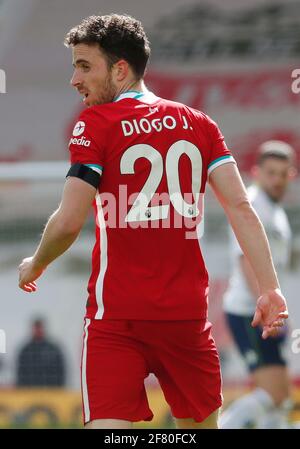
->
[220,141,297,429]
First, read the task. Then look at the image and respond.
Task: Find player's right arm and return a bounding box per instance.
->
[209,162,288,338]
[18,108,104,292]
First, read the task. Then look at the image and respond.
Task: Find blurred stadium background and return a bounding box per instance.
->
[0,0,300,428]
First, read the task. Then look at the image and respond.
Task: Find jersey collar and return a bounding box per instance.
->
[113,90,159,104]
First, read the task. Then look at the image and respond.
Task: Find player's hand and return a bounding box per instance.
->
[251,288,288,339]
[18,257,44,292]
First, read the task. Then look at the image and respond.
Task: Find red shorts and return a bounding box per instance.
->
[80,319,222,424]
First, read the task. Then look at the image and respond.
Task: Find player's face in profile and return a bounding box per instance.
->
[70,44,116,106]
[256,158,292,202]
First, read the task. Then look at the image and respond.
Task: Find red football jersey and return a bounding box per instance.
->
[68,90,235,320]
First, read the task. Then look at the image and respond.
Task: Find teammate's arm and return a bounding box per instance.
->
[18,177,96,292]
[209,162,288,338]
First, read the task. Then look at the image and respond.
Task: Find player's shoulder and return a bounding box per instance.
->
[76,105,106,121]
[159,98,218,136]
[159,97,209,119]
[74,105,114,136]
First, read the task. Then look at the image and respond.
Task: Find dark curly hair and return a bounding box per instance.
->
[64,14,151,79]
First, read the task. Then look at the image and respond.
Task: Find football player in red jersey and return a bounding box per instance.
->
[18,14,288,429]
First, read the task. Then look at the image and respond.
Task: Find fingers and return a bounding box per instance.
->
[262,327,280,340]
[267,312,289,329]
[262,325,282,339]
[278,311,289,320]
[28,282,37,291]
[271,319,285,327]
[20,285,34,293]
[262,327,272,339]
[251,308,262,327]
[252,307,288,330]
[19,281,37,293]
[262,324,270,339]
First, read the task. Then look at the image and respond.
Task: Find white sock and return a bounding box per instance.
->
[219,388,274,429]
[258,398,293,429]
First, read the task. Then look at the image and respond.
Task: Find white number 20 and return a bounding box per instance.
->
[120,140,202,223]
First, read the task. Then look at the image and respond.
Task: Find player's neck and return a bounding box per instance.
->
[114,79,147,100]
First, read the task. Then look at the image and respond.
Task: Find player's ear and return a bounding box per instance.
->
[113,59,129,82]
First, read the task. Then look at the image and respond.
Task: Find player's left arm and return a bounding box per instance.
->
[18,176,96,292]
[203,114,288,338]
[209,162,288,338]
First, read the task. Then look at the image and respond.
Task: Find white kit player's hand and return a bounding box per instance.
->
[251,288,289,339]
[18,257,44,293]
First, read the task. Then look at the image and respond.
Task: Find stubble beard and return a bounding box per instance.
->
[99,72,117,105]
